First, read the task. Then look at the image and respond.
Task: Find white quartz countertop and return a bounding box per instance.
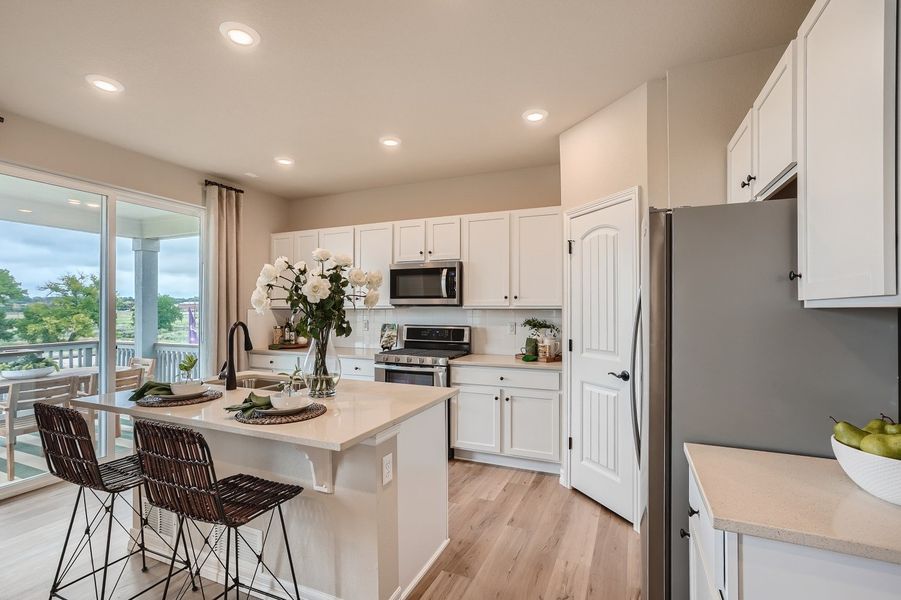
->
[249,347,375,360]
[684,443,901,565]
[70,380,456,451]
[450,354,563,371]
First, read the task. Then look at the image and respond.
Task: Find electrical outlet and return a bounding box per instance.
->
[382,453,393,486]
[507,322,516,335]
[363,318,370,332]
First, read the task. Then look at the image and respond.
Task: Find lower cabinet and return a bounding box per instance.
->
[450,366,561,464]
[341,357,374,381]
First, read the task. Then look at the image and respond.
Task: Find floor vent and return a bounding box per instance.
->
[142,499,176,543]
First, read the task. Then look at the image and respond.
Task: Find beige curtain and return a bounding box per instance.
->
[206,184,243,372]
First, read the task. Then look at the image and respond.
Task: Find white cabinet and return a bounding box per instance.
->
[393,217,461,262]
[292,230,319,266]
[511,207,562,307]
[753,40,797,198]
[461,212,511,307]
[341,357,375,381]
[394,219,427,262]
[269,233,295,307]
[354,223,393,307]
[726,110,755,203]
[797,0,898,303]
[502,387,560,462]
[318,226,354,264]
[451,385,501,453]
[249,352,300,373]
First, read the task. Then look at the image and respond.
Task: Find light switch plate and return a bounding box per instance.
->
[507,322,516,335]
[382,453,393,486]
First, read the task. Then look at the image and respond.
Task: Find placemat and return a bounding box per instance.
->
[136,389,223,407]
[234,402,327,425]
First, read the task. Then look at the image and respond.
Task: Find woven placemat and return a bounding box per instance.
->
[136,389,223,408]
[234,403,327,425]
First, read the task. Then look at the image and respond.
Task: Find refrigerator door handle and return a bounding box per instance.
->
[630,290,642,464]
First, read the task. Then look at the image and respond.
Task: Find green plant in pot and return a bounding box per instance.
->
[170,353,204,394]
[521,318,560,357]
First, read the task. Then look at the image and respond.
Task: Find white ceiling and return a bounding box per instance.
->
[0,0,812,198]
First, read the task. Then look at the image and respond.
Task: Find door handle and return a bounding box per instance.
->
[608,371,630,381]
[688,506,699,517]
[680,528,690,539]
[789,270,802,281]
[629,293,642,464]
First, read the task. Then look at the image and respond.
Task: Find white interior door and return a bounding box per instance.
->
[568,191,638,523]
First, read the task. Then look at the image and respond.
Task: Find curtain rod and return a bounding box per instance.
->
[204,179,244,194]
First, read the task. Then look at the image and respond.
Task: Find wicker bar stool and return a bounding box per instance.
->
[33,402,196,600]
[133,419,304,600]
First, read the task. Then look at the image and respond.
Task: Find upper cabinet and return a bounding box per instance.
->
[354,222,393,308]
[318,226,354,265]
[393,217,461,262]
[726,110,755,203]
[271,233,293,263]
[797,0,898,303]
[293,230,319,266]
[462,212,511,307]
[753,40,797,198]
[511,207,563,307]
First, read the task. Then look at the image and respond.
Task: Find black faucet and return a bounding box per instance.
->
[219,321,253,390]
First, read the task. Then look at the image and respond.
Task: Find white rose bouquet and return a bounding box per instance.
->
[252,249,382,397]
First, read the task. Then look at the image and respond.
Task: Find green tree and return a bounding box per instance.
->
[0,269,27,342]
[15,273,101,343]
[157,295,182,331]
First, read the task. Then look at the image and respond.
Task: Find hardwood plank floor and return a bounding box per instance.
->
[1,459,641,600]
[408,460,642,600]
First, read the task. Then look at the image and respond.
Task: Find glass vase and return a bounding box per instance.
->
[302,327,342,398]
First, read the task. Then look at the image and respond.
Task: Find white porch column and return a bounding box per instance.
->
[133,238,160,358]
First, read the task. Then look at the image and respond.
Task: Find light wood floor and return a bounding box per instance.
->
[1,460,641,599]
[408,460,641,600]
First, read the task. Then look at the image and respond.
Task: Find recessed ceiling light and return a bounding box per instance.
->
[244,172,259,178]
[379,136,402,148]
[220,22,261,47]
[85,74,124,93]
[522,109,548,123]
[274,157,295,166]
[67,199,82,205]
[17,208,32,214]
[86,202,101,208]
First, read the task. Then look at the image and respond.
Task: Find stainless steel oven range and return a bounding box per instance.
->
[374,324,470,387]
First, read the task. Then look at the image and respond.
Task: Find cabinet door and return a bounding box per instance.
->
[511,207,562,307]
[394,219,426,262]
[726,110,754,203]
[451,385,501,453]
[426,216,461,260]
[354,223,393,308]
[797,0,897,301]
[753,40,796,197]
[292,230,319,266]
[461,212,511,307]
[501,388,560,462]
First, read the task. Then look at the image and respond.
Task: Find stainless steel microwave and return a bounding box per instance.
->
[388,261,462,306]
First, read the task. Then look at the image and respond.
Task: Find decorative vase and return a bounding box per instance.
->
[525,337,539,356]
[302,327,342,398]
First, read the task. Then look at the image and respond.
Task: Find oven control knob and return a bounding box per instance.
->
[419,357,425,364]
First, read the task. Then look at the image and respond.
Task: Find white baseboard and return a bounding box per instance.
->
[453,450,560,474]
[388,586,402,600]
[401,537,449,599]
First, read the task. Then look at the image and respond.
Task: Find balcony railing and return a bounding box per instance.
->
[0,340,200,382]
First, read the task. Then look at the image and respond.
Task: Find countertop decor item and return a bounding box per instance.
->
[252,249,383,398]
[170,353,204,394]
[832,435,901,505]
[521,318,560,358]
[136,388,222,408]
[234,402,327,425]
[0,353,59,379]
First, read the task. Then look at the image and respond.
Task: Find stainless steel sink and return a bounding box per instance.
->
[236,377,286,391]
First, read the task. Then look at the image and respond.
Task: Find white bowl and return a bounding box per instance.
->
[831,435,901,506]
[1,366,56,379]
[169,381,206,395]
[270,393,312,410]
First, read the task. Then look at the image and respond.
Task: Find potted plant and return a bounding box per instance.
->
[170,353,204,394]
[252,249,382,398]
[521,318,560,357]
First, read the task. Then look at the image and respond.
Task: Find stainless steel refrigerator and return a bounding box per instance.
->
[638,199,899,600]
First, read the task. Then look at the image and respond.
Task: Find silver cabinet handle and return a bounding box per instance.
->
[441,268,449,298]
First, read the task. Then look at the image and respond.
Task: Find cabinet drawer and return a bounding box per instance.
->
[450,367,559,391]
[342,358,374,378]
[249,353,300,372]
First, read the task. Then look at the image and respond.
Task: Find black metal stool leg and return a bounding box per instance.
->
[181,524,198,591]
[136,486,148,573]
[233,529,240,597]
[50,486,83,598]
[162,516,185,599]
[224,527,231,599]
[99,493,116,600]
[277,504,300,600]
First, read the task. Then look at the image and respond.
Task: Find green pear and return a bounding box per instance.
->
[833,421,870,449]
[863,418,888,434]
[860,434,901,460]
[885,423,901,435]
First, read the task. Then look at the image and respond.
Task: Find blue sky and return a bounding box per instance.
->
[0,221,199,298]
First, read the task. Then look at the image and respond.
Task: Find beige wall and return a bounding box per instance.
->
[286,164,560,231]
[666,45,785,207]
[0,111,288,328]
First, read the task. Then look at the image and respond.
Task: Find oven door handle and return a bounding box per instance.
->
[376,364,447,374]
[441,268,449,298]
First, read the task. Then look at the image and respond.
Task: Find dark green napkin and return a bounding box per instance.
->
[129,381,173,401]
[225,392,273,417]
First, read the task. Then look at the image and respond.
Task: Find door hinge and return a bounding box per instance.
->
[568,436,573,450]
[568,339,573,352]
[567,239,574,254]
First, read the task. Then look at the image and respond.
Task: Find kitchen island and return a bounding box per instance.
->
[70,379,456,600]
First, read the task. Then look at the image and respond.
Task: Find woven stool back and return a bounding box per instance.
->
[134,419,226,524]
[34,402,104,490]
